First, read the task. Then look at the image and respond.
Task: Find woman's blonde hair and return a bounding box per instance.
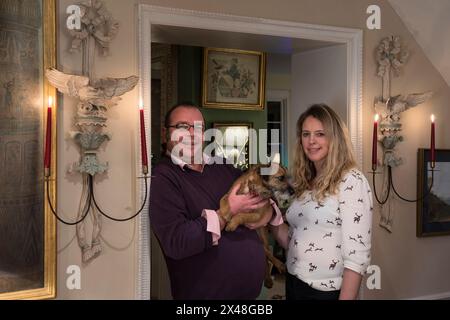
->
[292,104,357,201]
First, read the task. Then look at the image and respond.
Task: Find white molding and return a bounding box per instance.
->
[140,5,361,44]
[135,3,151,300]
[137,4,364,298]
[409,291,450,300]
[267,90,290,166]
[347,31,364,167]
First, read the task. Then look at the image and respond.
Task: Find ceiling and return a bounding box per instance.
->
[389,0,450,87]
[151,24,337,55]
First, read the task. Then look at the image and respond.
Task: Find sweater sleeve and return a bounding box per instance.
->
[338,169,373,275]
[149,166,213,260]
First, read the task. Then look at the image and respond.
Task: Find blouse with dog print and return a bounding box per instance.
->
[286,168,373,292]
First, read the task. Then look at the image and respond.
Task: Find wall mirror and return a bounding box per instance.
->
[0,0,56,300]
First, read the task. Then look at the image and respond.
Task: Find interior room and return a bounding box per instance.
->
[1,0,449,300]
[148,25,347,299]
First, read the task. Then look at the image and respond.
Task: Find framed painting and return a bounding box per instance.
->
[202,47,266,110]
[417,149,450,237]
[212,123,252,171]
[0,0,56,299]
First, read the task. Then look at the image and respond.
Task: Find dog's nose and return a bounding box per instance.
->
[288,186,295,195]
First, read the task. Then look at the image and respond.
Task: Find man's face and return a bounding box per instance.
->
[164,106,205,164]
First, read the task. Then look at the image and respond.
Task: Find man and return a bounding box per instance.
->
[150,103,282,299]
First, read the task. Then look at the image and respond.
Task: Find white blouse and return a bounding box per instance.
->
[286,168,373,292]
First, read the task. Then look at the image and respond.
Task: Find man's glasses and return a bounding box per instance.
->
[166,122,205,131]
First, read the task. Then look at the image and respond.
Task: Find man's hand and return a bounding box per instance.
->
[228,183,268,216]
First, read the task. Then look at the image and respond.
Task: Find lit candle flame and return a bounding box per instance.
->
[431,114,435,123]
[139,98,144,110]
[374,114,379,122]
[48,96,53,108]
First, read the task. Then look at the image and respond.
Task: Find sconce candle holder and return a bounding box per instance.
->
[42,0,146,262]
[42,94,148,262]
[371,111,436,205]
[372,35,435,211]
[371,165,435,205]
[45,173,149,225]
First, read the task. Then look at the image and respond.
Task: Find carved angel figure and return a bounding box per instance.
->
[45,68,138,121]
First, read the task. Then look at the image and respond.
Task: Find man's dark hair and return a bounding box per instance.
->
[164,102,202,128]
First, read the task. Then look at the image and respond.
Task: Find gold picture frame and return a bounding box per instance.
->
[0,0,56,299]
[212,122,252,171]
[202,47,266,110]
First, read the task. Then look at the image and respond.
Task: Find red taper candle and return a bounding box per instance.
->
[44,96,52,177]
[372,114,379,171]
[431,114,435,168]
[139,99,148,174]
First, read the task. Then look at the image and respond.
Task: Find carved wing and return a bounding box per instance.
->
[405,91,433,108]
[91,75,139,98]
[45,68,98,101]
[389,91,433,114]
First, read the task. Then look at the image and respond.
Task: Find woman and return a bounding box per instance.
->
[271,104,373,300]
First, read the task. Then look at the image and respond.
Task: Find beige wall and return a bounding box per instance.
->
[55,0,450,299]
[57,0,139,299]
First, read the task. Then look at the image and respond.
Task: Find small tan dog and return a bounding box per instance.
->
[218,158,294,287]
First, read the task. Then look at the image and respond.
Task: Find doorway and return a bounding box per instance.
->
[137,5,363,300]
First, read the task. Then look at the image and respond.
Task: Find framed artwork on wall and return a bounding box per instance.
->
[417,148,450,237]
[202,47,266,110]
[0,0,56,299]
[212,122,252,171]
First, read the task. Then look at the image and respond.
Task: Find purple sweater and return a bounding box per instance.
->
[149,156,266,300]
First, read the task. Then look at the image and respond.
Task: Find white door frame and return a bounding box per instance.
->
[136,4,363,299]
[266,89,290,166]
